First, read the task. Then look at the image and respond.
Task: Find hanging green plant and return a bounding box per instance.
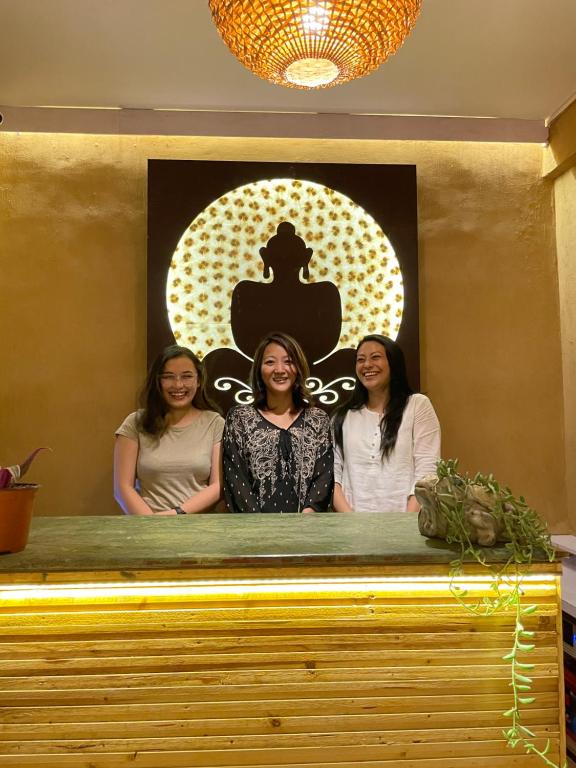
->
[415,458,565,768]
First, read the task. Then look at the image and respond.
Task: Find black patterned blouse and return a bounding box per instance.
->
[223,405,334,513]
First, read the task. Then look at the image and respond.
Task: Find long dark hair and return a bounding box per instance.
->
[250,332,314,411]
[332,335,413,460]
[139,345,220,436]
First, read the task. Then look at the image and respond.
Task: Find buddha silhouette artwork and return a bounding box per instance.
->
[202,221,356,413]
[233,222,341,363]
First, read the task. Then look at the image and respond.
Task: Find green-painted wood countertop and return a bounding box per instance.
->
[0,514,556,573]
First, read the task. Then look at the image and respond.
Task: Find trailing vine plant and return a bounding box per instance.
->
[429,459,564,768]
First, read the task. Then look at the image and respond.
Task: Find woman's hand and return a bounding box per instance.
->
[332,483,353,513]
[174,442,223,514]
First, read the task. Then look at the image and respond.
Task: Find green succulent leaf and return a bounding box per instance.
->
[516,642,535,652]
[518,696,535,705]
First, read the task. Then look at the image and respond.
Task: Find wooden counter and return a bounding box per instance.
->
[0,515,565,767]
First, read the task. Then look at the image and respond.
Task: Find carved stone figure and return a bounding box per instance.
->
[415,473,512,547]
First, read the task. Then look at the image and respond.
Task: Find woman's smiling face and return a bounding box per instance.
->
[355,340,390,394]
[158,355,198,411]
[260,342,297,397]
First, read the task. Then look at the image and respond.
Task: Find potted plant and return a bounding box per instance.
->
[416,459,565,768]
[0,447,49,554]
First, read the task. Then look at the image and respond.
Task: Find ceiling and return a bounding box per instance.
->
[0,0,575,122]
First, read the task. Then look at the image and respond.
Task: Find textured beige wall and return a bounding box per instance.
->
[554,169,576,532]
[0,133,567,528]
[548,102,576,533]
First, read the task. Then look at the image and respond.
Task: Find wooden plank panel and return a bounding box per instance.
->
[0,694,561,723]
[0,751,561,767]
[0,628,557,658]
[0,662,560,693]
[0,611,558,637]
[0,710,560,740]
[0,725,559,748]
[0,737,561,761]
[0,565,563,768]
[0,602,560,630]
[0,647,559,677]
[0,588,559,611]
[0,674,559,707]
[0,578,556,602]
[0,559,562,584]
[0,716,563,756]
[0,720,561,743]
[0,590,560,613]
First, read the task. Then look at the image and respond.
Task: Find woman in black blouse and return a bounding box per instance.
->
[223,332,333,513]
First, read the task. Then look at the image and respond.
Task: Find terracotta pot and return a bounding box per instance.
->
[0,484,39,554]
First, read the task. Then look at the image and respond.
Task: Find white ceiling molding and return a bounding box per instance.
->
[0,106,548,144]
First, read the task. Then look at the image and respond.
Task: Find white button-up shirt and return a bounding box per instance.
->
[334,394,441,513]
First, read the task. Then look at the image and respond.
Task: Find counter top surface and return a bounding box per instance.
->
[0,514,555,573]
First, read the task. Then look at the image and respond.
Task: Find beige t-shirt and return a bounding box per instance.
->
[115,410,224,512]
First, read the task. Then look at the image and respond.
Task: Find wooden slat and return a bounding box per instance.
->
[0,737,562,761]
[0,673,559,707]
[0,721,558,752]
[0,559,562,585]
[0,610,558,639]
[0,716,561,742]
[0,590,559,612]
[0,694,561,724]
[0,614,559,640]
[0,628,557,658]
[0,594,559,617]
[0,710,560,740]
[0,662,560,694]
[0,751,561,767]
[0,647,559,678]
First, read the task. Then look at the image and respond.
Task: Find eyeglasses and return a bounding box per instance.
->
[158,373,197,385]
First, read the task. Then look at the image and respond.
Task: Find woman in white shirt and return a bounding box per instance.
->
[332,335,440,513]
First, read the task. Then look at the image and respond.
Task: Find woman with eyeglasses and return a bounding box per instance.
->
[331,334,441,514]
[114,345,224,515]
[223,331,333,514]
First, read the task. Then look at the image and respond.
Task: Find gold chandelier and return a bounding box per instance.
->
[208,0,423,90]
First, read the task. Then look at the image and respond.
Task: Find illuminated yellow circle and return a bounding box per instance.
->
[167,179,404,360]
[285,58,339,87]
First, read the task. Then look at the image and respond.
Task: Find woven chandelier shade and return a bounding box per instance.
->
[208,0,422,89]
